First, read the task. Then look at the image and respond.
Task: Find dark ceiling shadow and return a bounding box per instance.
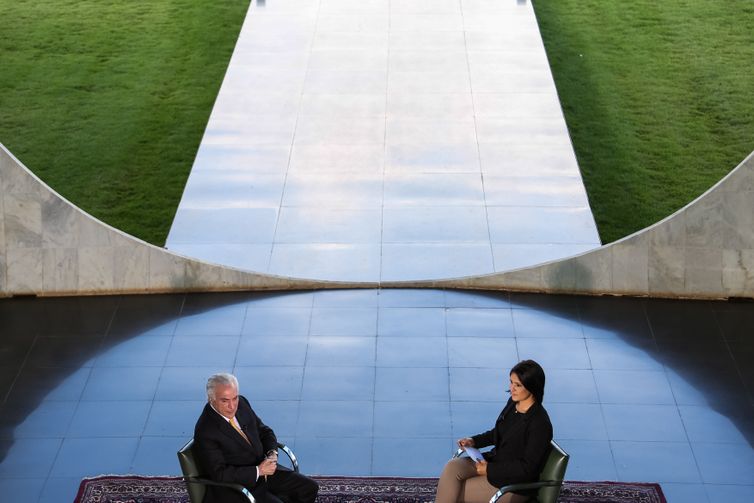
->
[0,290,299,461]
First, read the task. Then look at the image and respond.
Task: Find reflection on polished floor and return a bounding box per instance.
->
[165,0,601,281]
[1,289,753,502]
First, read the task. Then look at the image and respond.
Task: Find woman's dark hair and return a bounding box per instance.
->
[510,359,546,403]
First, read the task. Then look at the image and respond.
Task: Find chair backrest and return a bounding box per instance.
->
[536,440,569,503]
[177,438,206,503]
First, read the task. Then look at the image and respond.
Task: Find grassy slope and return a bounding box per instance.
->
[533,0,754,242]
[0,0,249,244]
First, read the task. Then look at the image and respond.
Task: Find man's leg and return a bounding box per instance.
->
[266,467,319,503]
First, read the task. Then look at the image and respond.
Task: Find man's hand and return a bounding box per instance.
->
[259,457,277,477]
[457,437,474,448]
[475,460,488,476]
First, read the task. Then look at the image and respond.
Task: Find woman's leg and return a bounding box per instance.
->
[459,473,497,503]
[435,458,478,503]
[462,476,531,503]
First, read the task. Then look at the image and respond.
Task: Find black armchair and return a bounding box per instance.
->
[453,440,569,503]
[177,439,299,503]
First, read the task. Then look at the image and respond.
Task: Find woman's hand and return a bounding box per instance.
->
[457,437,475,448]
[475,460,488,476]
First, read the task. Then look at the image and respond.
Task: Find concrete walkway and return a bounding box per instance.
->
[166,0,601,281]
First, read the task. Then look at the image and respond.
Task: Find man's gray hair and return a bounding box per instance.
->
[206,373,239,401]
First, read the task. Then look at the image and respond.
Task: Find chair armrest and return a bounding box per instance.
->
[489,480,562,503]
[277,442,299,473]
[184,477,255,502]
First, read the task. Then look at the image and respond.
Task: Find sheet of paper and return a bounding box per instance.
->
[463,446,485,462]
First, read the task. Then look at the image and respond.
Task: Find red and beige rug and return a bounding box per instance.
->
[74,475,666,503]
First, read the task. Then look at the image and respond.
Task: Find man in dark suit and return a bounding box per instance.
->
[194,373,319,503]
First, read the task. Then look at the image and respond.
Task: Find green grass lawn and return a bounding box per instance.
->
[1,1,752,245]
[534,0,754,242]
[0,0,249,244]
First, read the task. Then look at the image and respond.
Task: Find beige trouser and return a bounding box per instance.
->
[435,458,530,503]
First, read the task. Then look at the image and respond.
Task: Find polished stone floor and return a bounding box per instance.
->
[1,289,753,503]
[166,0,601,281]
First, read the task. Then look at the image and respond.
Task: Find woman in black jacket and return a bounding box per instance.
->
[435,360,553,503]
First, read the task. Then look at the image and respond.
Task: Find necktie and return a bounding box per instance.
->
[231,417,251,444]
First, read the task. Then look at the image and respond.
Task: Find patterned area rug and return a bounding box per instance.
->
[74,475,666,503]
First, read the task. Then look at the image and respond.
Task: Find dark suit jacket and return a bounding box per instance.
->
[194,395,278,503]
[471,398,553,488]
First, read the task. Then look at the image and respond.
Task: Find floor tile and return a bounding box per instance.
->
[165,336,239,367]
[39,477,82,503]
[6,367,90,403]
[449,368,506,402]
[450,401,504,439]
[602,404,687,442]
[555,440,617,481]
[2,401,78,438]
[233,367,304,401]
[296,401,373,437]
[661,483,710,503]
[167,208,278,245]
[586,339,663,371]
[302,367,375,401]
[131,436,185,475]
[293,437,372,476]
[275,208,382,244]
[268,244,382,282]
[248,401,300,438]
[382,207,489,243]
[154,367,219,401]
[67,401,151,438]
[173,303,247,336]
[0,438,62,477]
[310,308,378,336]
[2,285,754,499]
[516,338,591,369]
[377,289,446,308]
[107,295,183,337]
[692,443,754,484]
[446,308,515,338]
[610,441,701,483]
[26,336,101,368]
[143,401,205,438]
[81,367,161,401]
[547,403,607,441]
[679,406,750,444]
[378,308,446,337]
[374,401,451,438]
[0,478,45,503]
[381,244,494,281]
[593,370,675,404]
[50,437,139,478]
[93,336,172,367]
[243,308,312,336]
[376,368,449,402]
[376,337,448,367]
[306,337,376,367]
[237,336,309,366]
[447,337,517,368]
[705,483,754,503]
[511,309,584,338]
[313,289,379,308]
[372,437,454,476]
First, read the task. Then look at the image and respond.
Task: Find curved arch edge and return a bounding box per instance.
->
[2,142,752,299]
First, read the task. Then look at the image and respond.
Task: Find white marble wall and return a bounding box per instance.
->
[0,144,346,296]
[1,142,753,299]
[422,151,754,299]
